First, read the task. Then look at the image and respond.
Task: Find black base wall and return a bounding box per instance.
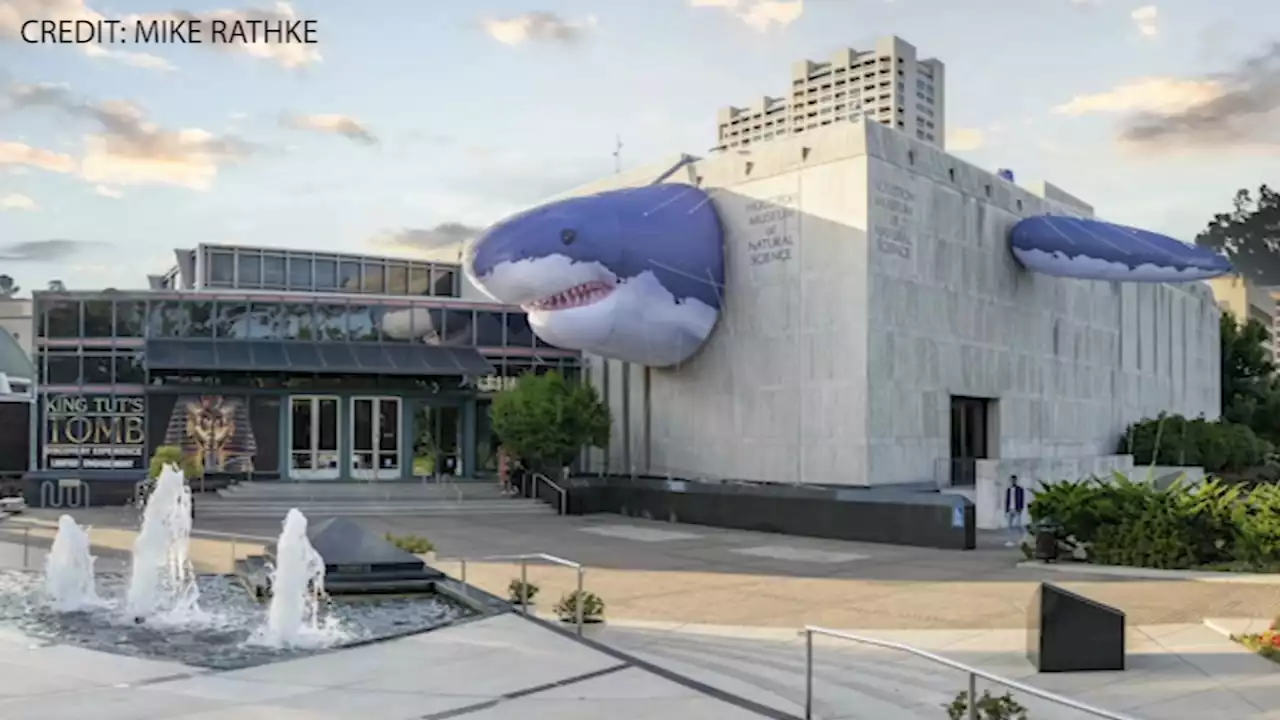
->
[562,478,975,550]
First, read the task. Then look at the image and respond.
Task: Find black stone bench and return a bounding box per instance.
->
[1027,582,1126,672]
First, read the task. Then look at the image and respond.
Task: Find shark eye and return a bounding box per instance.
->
[560,229,577,246]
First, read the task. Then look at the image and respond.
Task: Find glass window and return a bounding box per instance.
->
[504,313,535,347]
[209,251,234,285]
[409,264,430,295]
[262,255,286,288]
[377,305,413,342]
[420,309,445,345]
[346,305,378,341]
[315,258,338,290]
[315,303,348,340]
[46,352,80,384]
[362,262,385,294]
[238,252,263,287]
[248,303,282,338]
[534,333,558,349]
[441,309,473,345]
[114,301,145,337]
[214,301,249,339]
[386,264,408,295]
[114,352,145,384]
[82,300,113,337]
[83,353,112,383]
[45,301,80,338]
[432,267,457,297]
[288,256,313,290]
[148,301,186,337]
[474,311,504,345]
[338,261,360,292]
[281,303,315,340]
[187,301,213,338]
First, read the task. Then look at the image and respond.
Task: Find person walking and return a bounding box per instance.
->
[497,446,513,496]
[1004,475,1027,547]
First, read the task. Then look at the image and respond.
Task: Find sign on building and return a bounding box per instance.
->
[43,394,146,470]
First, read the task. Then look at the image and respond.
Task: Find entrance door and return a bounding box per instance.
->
[411,404,462,477]
[289,395,340,481]
[352,396,401,481]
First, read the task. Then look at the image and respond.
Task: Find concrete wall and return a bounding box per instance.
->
[568,121,1220,487]
[863,123,1220,487]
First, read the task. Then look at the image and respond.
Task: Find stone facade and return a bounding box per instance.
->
[561,121,1220,487]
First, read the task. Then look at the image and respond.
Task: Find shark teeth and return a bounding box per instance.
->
[525,280,615,312]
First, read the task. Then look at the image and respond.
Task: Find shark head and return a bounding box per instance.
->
[464,183,726,367]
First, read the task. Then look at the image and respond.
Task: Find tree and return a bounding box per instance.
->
[1196,185,1280,285]
[1220,313,1280,445]
[490,371,610,475]
[0,275,17,297]
[47,279,66,292]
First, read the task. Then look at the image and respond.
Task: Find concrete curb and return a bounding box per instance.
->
[1204,617,1274,639]
[1016,560,1280,584]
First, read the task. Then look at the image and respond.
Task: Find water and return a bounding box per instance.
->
[252,509,347,648]
[44,515,103,612]
[126,464,200,623]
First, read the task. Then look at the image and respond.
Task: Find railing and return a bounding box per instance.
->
[801,627,1137,720]
[527,472,567,515]
[453,552,586,636]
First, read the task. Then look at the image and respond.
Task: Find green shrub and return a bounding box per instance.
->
[554,590,605,623]
[1119,414,1271,473]
[507,578,541,605]
[148,445,203,481]
[945,689,1028,720]
[384,533,434,554]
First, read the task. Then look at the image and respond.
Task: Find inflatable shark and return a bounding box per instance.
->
[463,181,1231,368]
[464,183,725,368]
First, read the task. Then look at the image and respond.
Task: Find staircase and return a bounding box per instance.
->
[195,480,556,519]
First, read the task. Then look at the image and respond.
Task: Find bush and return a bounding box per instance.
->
[945,690,1028,720]
[554,590,605,623]
[507,578,541,605]
[384,533,434,554]
[148,445,203,481]
[1118,414,1271,473]
[1029,472,1277,570]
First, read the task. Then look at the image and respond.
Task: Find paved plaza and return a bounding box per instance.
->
[2,508,1280,718]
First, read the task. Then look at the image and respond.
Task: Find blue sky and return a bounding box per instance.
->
[0,0,1275,292]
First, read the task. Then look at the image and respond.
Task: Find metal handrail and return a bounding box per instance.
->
[448,552,587,637]
[801,626,1137,720]
[529,472,567,515]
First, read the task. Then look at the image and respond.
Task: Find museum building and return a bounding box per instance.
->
[25,243,580,490]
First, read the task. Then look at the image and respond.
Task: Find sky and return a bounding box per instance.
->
[0,0,1276,293]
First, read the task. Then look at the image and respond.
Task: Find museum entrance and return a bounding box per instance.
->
[288,395,340,481]
[411,403,462,478]
[352,396,402,481]
[949,395,994,487]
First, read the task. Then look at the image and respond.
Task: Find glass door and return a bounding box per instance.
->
[410,404,463,477]
[288,395,340,481]
[352,396,401,481]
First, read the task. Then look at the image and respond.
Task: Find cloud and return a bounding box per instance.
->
[945,127,985,152]
[690,0,803,32]
[0,141,76,173]
[0,193,34,210]
[1131,5,1159,38]
[127,2,320,68]
[94,185,122,199]
[370,222,484,262]
[482,11,596,46]
[280,113,378,145]
[7,82,255,189]
[0,239,102,262]
[1056,43,1280,152]
[0,0,174,70]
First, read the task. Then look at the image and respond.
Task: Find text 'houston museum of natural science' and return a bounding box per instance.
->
[464,119,1228,525]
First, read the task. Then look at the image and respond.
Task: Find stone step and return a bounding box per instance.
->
[195,503,555,518]
[216,483,513,501]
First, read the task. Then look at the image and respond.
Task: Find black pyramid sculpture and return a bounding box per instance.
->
[1027,582,1125,672]
[237,516,444,597]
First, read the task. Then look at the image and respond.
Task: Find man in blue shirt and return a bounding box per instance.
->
[1005,475,1027,547]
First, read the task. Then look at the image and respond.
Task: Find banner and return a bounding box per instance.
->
[145,394,280,474]
[42,394,146,470]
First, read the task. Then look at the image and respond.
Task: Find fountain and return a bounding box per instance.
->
[44,514,103,612]
[126,463,200,622]
[0,466,485,670]
[251,509,345,648]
